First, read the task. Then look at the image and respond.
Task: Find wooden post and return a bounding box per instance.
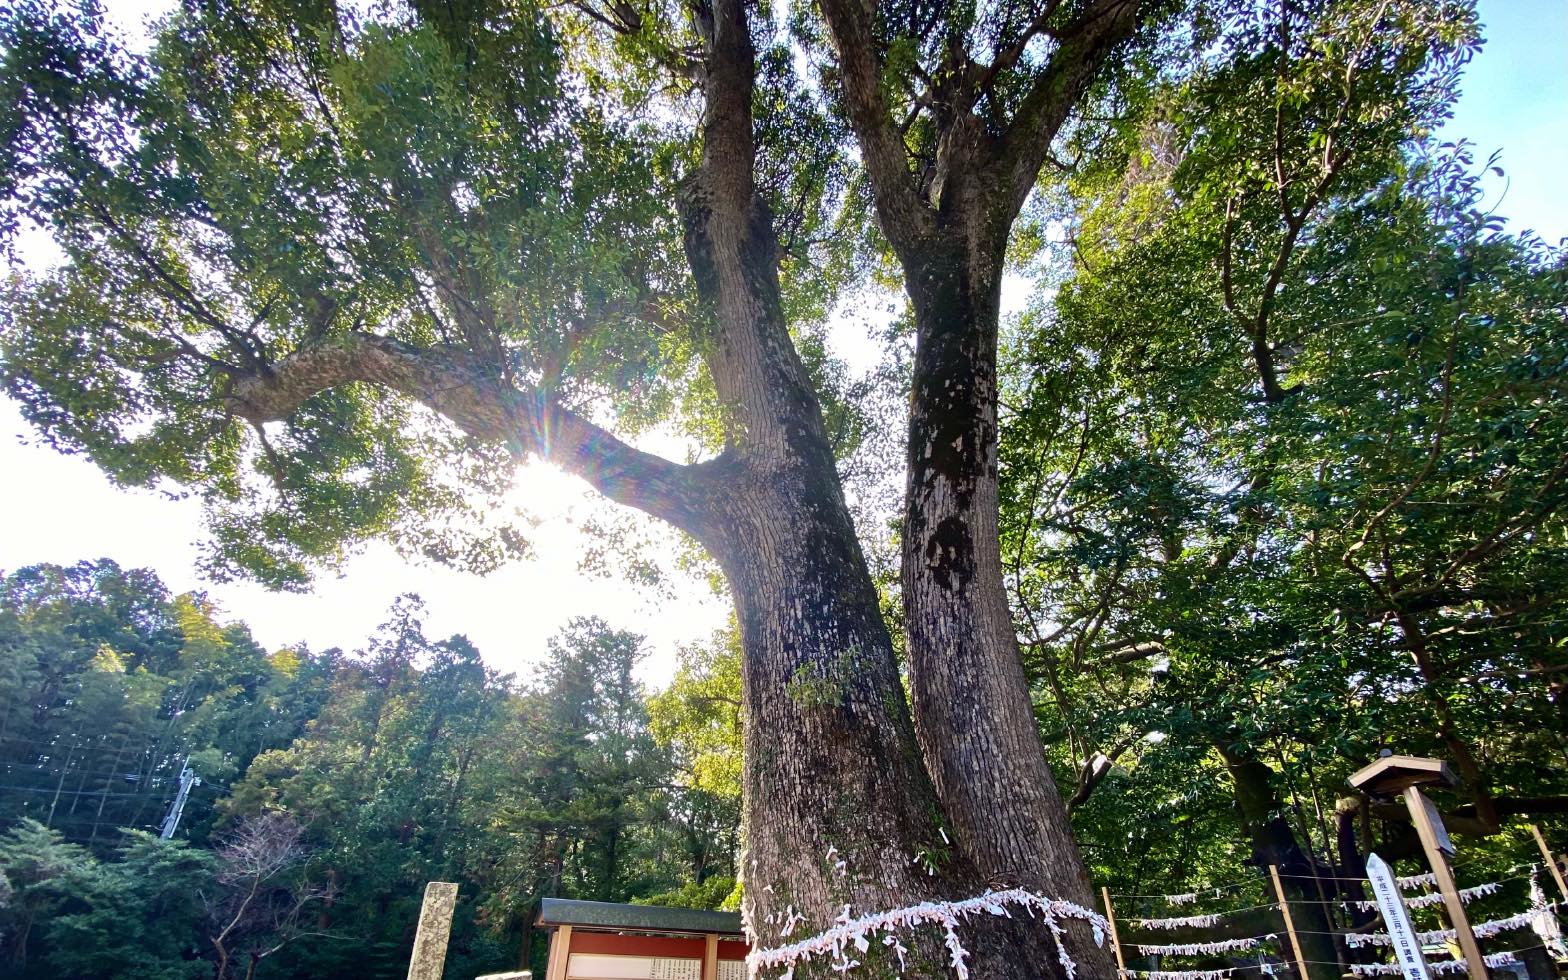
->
[1403,786,1486,980]
[703,933,719,980]
[407,881,459,980]
[1101,886,1128,976]
[1531,824,1568,902]
[1269,865,1312,980]
[544,924,572,980]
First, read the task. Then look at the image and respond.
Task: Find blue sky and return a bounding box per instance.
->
[1442,0,1568,243]
[0,0,1563,675]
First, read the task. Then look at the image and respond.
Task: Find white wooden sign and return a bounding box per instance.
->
[1367,853,1433,980]
[567,954,701,980]
[717,961,746,980]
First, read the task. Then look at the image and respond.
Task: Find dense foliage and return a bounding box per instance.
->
[999,0,1568,937]
[0,560,741,979]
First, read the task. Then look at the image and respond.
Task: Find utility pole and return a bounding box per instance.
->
[159,758,200,839]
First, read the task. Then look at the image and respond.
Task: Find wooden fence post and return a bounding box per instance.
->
[1403,786,1485,980]
[408,881,460,980]
[1269,865,1313,980]
[1531,824,1568,903]
[1102,886,1128,977]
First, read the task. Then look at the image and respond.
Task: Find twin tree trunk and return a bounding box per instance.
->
[903,242,1108,969]
[686,223,1102,978]
[669,0,1109,975]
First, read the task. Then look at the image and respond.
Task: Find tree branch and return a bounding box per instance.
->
[225,334,716,534]
[1366,796,1568,838]
[815,0,937,257]
[1066,734,1139,810]
[1087,639,1167,668]
[994,0,1143,219]
[976,0,1067,94]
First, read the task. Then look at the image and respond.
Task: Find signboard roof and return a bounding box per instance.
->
[537,898,745,937]
[1348,756,1458,795]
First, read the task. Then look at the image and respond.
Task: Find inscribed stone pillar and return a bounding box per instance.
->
[407,881,460,980]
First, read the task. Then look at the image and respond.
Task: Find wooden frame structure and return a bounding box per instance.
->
[538,899,750,980]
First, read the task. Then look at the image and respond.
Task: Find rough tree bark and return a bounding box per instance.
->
[673,1,1084,973]
[812,0,1146,973]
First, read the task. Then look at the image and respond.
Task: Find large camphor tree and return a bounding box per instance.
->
[0,0,1476,975]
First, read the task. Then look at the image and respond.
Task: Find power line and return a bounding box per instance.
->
[0,783,155,798]
[6,812,159,831]
[0,731,167,749]
[0,760,176,779]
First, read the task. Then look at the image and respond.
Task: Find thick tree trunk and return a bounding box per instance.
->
[691,360,1099,977]
[899,235,1114,977]
[704,445,943,934]
[710,469,1091,978]
[679,144,1075,980]
[806,8,1146,968]
[674,3,1103,973]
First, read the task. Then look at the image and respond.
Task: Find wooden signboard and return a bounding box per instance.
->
[537,898,748,980]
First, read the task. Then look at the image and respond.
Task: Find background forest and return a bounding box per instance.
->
[1,0,1565,977]
[0,562,742,979]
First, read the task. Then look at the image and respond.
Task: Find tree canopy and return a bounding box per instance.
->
[995,0,1567,960]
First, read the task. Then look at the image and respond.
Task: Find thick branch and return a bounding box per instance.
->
[815,0,937,257]
[225,334,714,533]
[1066,734,1140,811]
[995,0,1143,218]
[1366,796,1568,838]
[1088,639,1168,668]
[680,0,845,455]
[698,0,759,212]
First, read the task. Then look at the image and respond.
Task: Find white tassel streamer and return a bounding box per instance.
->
[746,888,1107,980]
[1134,913,1224,931]
[1345,907,1552,949]
[1348,952,1518,977]
[1134,936,1274,957]
[1348,880,1501,912]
